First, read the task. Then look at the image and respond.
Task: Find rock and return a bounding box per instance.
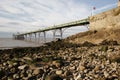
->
[107,75,118,80]
[3,62,7,66]
[56,70,63,75]
[7,77,13,80]
[33,69,40,75]
[28,76,37,80]
[7,61,14,66]
[18,65,29,70]
[0,70,5,79]
[45,74,63,80]
[37,69,44,78]
[109,40,118,45]
[13,74,20,79]
[23,72,28,77]
[26,69,33,74]
[94,74,99,78]
[104,71,109,78]
[100,40,118,45]
[64,70,72,76]
[84,69,88,73]
[23,57,32,61]
[54,38,61,42]
[39,69,44,76]
[33,69,44,75]
[94,65,100,71]
[13,62,18,66]
[100,40,109,45]
[52,60,64,68]
[100,46,108,52]
[82,41,95,47]
[10,68,16,74]
[79,65,85,71]
[70,66,76,70]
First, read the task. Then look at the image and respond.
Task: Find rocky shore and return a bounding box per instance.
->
[0,30,120,80]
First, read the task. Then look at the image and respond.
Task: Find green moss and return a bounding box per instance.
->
[42,58,49,62]
[100,46,108,52]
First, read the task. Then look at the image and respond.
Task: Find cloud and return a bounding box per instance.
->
[0,0,90,36]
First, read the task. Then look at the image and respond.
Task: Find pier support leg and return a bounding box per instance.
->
[25,35,27,41]
[29,34,32,41]
[34,33,37,42]
[43,31,46,43]
[53,28,63,40]
[53,30,56,40]
[38,32,41,43]
[60,28,63,39]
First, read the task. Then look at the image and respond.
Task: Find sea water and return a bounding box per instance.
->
[0,38,52,50]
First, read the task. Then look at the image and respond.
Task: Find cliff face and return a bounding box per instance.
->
[65,29,120,44]
[90,7,120,30]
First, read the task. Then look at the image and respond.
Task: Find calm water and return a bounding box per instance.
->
[0,38,52,50]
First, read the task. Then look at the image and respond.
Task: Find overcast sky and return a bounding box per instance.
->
[0,0,118,37]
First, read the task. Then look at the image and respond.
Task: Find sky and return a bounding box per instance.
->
[0,0,118,38]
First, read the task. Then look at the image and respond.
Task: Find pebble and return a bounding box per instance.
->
[46,74,63,80]
[79,65,85,71]
[0,42,120,80]
[18,65,28,70]
[104,71,109,78]
[56,70,63,75]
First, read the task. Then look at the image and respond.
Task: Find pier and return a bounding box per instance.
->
[14,18,89,42]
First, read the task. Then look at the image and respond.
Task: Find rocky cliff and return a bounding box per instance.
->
[90,7,120,30]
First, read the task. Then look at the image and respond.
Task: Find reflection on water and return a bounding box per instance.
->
[0,38,52,49]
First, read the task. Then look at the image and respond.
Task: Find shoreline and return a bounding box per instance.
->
[0,30,120,80]
[0,40,120,80]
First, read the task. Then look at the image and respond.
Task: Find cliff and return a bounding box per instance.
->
[90,7,120,30]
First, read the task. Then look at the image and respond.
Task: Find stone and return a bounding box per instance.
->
[39,69,44,76]
[33,69,44,76]
[33,69,40,75]
[82,41,95,47]
[52,60,63,68]
[104,71,109,78]
[28,76,37,80]
[70,66,76,70]
[56,70,63,75]
[13,63,18,66]
[0,70,5,79]
[3,62,7,66]
[23,57,32,61]
[64,70,72,76]
[10,68,16,73]
[45,74,63,80]
[18,65,28,70]
[7,77,13,80]
[84,69,88,73]
[7,61,13,66]
[108,74,118,80]
[79,65,85,71]
[13,74,19,79]
[94,65,99,71]
[74,74,81,80]
[23,72,28,77]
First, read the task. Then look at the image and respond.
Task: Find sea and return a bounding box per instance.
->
[0,38,53,50]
